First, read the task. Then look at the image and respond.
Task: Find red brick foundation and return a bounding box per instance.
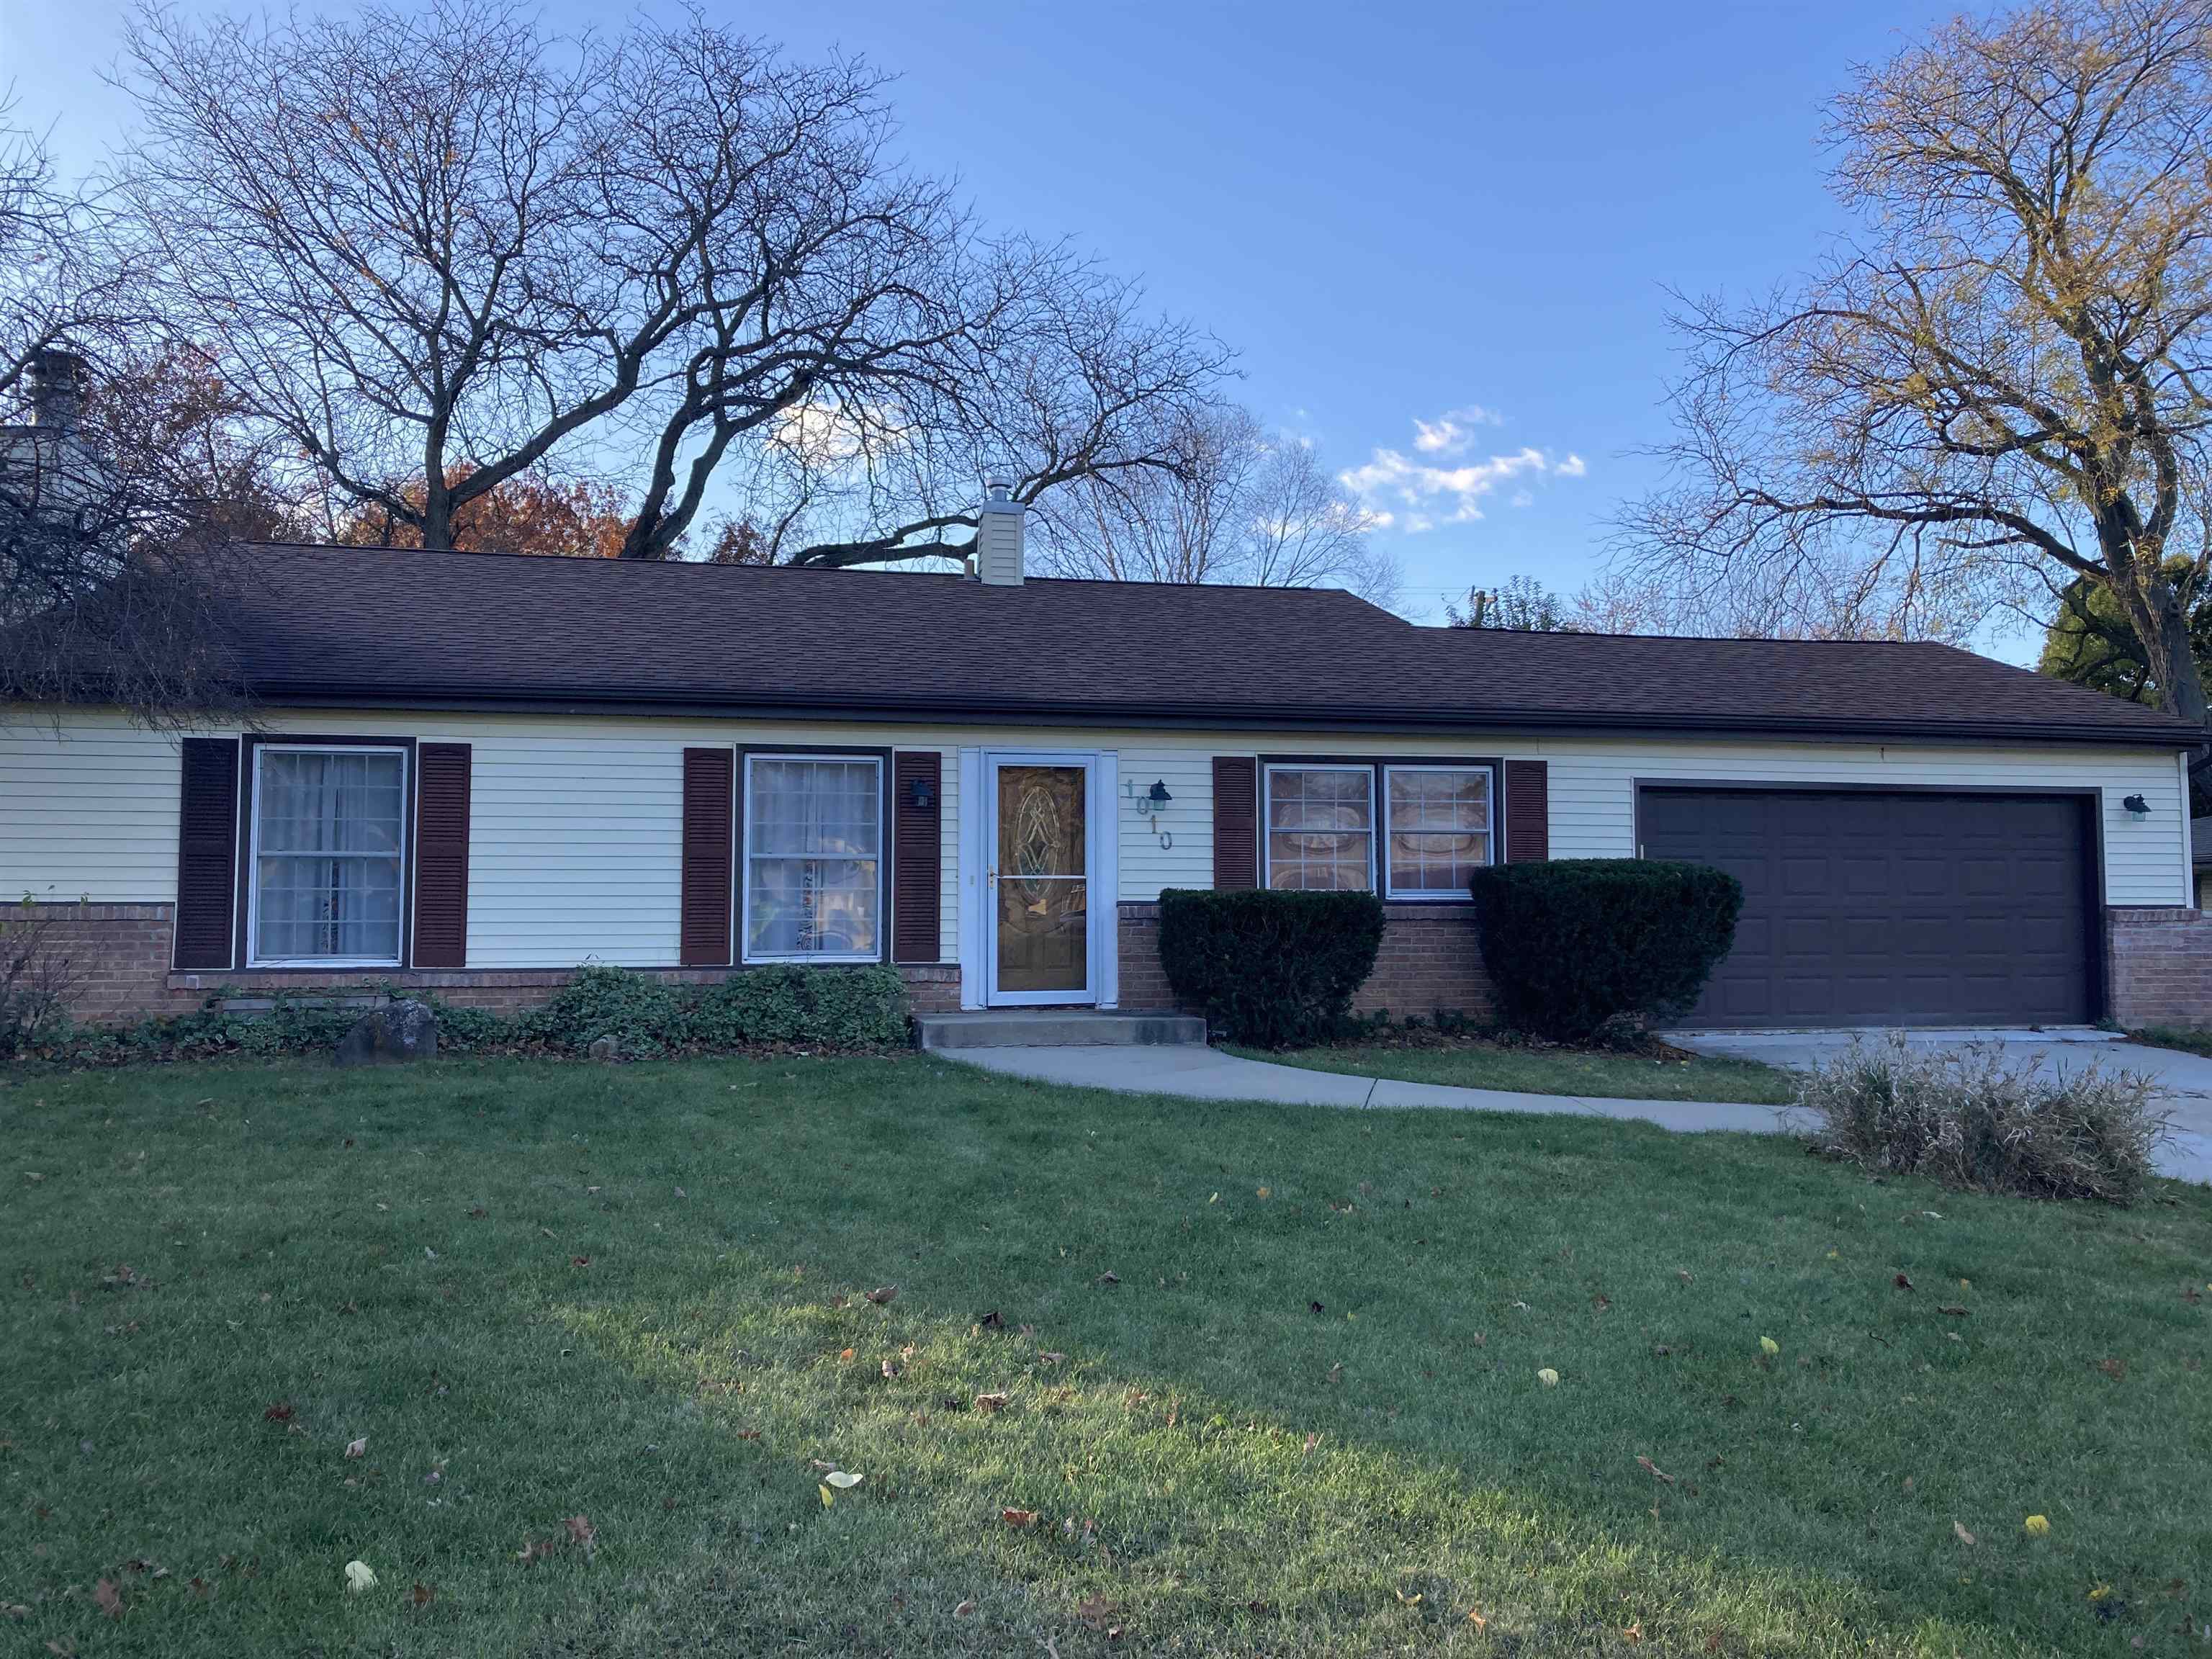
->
[1115,900,1494,1021]
[12,902,961,1025]
[2105,907,2212,1028]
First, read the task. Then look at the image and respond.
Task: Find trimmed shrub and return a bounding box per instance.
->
[684,963,908,1048]
[1800,1033,2169,1205]
[1157,889,1385,1048]
[520,963,688,1056]
[1468,859,1741,1040]
[10,963,912,1066]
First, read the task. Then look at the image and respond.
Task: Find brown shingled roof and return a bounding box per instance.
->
[204,542,2198,747]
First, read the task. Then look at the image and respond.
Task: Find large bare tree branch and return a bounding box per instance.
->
[1617,0,2212,733]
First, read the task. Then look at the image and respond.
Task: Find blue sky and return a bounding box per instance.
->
[1,0,1965,624]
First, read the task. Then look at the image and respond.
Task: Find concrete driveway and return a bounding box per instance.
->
[1675,1028,2212,1184]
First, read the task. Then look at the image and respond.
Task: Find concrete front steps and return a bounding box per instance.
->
[914,1009,1206,1051]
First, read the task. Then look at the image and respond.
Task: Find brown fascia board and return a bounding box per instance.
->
[244,680,2206,749]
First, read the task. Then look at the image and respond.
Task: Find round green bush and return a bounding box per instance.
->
[1467,859,1742,1040]
[1156,889,1385,1048]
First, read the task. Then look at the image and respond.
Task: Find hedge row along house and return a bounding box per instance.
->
[3,485,2207,1034]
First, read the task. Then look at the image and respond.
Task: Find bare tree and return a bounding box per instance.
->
[1,113,249,722]
[118,2,1223,565]
[1033,403,1398,604]
[1617,0,2212,723]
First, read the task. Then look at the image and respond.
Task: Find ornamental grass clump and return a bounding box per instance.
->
[1799,1033,2170,1205]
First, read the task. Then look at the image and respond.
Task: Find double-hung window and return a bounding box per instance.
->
[249,745,408,966]
[1383,765,1494,899]
[1264,765,1375,891]
[742,755,883,962]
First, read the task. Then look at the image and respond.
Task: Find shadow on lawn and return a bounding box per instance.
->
[5,1056,2203,1657]
[544,1261,1989,1656]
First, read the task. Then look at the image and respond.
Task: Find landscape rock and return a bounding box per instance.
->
[334,999,439,1066]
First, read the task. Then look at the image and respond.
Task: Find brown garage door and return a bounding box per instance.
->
[1637,788,2097,1028]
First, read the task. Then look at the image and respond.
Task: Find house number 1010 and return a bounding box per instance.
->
[1123,778,1173,850]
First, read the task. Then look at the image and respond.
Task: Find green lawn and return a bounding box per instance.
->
[1231,1037,1802,1104]
[3,1056,2207,1656]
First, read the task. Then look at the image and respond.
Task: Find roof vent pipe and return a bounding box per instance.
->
[974,474,1025,586]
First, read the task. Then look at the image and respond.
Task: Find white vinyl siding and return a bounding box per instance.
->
[3,712,2193,969]
[0,714,183,903]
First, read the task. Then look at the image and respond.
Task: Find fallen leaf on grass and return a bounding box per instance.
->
[1953,1521,1977,1546]
[825,1470,863,1489]
[1078,1593,1120,1629]
[564,1516,595,1558]
[344,1560,378,1593]
[2024,1514,2051,1537]
[94,1580,121,1619]
[1894,1273,1914,1290]
[974,1393,1009,1413]
[1759,1336,1780,1358]
[2099,1357,2128,1381]
[735,1429,761,1441]
[977,1310,1004,1329]
[953,1600,976,1617]
[1537,1367,1560,1387]
[819,1484,835,1509]
[410,1583,433,1609]
[1303,1431,1320,1454]
[1637,1455,1675,1484]
[570,1256,590,1268]
[343,1437,367,1459]
[1038,1351,1066,1366]
[865,1285,897,1305]
[1939,1305,1969,1318]
[1094,1271,1120,1286]
[263,1403,295,1423]
[1394,1588,1423,1605]
[1623,1621,1644,1643]
[1467,1607,1487,1629]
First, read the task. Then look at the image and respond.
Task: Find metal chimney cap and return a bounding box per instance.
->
[29,348,86,382]
[983,473,1015,502]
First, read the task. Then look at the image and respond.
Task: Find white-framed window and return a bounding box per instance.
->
[742,753,883,963]
[1384,764,1494,899]
[1263,764,1375,891]
[248,744,408,966]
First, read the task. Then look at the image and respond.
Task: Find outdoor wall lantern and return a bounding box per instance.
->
[909,775,938,811]
[1147,780,1173,807]
[2123,793,2150,816]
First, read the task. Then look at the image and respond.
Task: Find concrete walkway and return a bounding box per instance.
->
[943,1036,2212,1184]
[944,1041,1815,1136]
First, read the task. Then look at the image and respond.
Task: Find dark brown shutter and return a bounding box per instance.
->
[679,747,734,966]
[891,751,942,963]
[1504,760,1549,863]
[1212,757,1259,890]
[174,737,240,968]
[412,743,472,967]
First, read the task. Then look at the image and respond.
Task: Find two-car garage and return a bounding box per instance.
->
[1637,786,2099,1029]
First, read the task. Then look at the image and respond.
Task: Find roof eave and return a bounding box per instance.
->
[241,682,2206,748]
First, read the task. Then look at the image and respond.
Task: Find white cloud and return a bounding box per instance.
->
[1336,436,1583,533]
[1410,405,1504,456]
[1509,489,1534,509]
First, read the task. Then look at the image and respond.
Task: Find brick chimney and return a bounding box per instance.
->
[974,475,1025,586]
